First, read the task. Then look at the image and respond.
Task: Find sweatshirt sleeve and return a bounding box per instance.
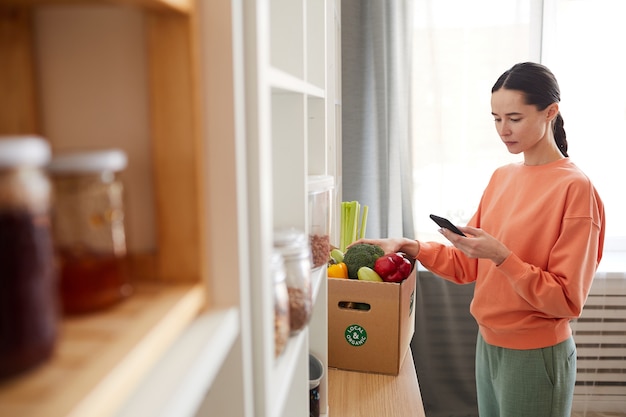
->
[417,241,478,284]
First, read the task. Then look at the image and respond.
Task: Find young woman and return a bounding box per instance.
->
[355,62,605,417]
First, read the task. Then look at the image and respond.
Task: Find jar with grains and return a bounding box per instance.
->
[48,149,132,315]
[272,251,290,358]
[308,175,334,269]
[0,136,58,380]
[274,229,312,335]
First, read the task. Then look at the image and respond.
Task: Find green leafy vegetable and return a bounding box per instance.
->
[342,243,384,279]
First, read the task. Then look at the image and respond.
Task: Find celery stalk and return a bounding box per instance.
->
[340,202,347,252]
[352,201,359,244]
[346,201,353,250]
[359,205,368,239]
[343,201,349,250]
[341,201,352,252]
[340,200,369,250]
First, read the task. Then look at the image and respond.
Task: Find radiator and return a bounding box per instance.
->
[571,275,626,413]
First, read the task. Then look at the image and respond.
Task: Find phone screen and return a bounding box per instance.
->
[429,214,466,237]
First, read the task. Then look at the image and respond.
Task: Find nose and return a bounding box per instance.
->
[498,120,511,137]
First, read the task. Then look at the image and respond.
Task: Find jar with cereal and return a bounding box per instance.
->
[274,229,312,335]
[308,175,333,269]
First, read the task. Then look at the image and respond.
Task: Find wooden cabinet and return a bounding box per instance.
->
[0,0,340,416]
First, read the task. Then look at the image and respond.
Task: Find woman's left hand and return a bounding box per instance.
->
[440,226,511,266]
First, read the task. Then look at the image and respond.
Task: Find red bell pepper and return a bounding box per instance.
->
[373,252,412,283]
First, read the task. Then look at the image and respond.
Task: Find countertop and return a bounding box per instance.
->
[327,349,426,417]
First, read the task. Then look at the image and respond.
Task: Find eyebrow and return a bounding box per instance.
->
[491,112,523,117]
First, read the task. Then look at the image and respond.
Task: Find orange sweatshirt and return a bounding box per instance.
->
[417,158,605,349]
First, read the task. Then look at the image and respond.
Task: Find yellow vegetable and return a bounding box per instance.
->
[328,262,348,279]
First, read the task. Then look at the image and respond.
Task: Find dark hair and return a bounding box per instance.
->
[492,62,568,157]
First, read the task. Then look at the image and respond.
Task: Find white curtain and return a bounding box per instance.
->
[341,0,415,240]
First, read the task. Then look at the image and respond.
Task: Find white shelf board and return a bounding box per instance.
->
[311,265,326,303]
[115,307,240,417]
[271,324,308,417]
[269,67,325,97]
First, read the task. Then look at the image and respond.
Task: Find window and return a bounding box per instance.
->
[542,0,626,262]
[411,0,542,242]
[411,0,626,266]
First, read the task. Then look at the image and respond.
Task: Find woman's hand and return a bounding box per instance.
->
[349,237,421,259]
[440,226,511,265]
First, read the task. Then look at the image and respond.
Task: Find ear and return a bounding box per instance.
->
[546,103,559,121]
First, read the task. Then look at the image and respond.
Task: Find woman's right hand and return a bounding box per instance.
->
[350,237,420,259]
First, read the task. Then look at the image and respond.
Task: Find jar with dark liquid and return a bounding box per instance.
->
[0,136,57,380]
[48,149,132,315]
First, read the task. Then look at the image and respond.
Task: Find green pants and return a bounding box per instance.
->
[475,333,577,417]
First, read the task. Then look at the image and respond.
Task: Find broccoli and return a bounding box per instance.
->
[343,243,385,279]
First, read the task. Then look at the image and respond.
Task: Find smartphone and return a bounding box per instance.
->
[429,214,466,237]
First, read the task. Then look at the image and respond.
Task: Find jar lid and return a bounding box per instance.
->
[274,228,309,257]
[271,252,286,283]
[308,175,334,193]
[274,228,307,246]
[0,135,51,168]
[48,149,128,173]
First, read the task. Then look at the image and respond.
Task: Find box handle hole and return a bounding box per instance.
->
[338,301,371,311]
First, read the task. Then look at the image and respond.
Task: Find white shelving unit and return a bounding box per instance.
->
[0,0,340,416]
[237,1,340,416]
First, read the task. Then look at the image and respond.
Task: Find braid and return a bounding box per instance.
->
[553,113,568,157]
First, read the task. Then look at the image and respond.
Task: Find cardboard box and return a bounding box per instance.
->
[327,269,416,375]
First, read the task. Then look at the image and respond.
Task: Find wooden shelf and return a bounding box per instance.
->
[0,0,191,13]
[115,307,240,417]
[0,281,206,417]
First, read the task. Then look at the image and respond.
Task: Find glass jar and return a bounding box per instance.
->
[0,135,57,380]
[308,175,334,269]
[274,229,312,334]
[48,149,132,315]
[271,251,290,358]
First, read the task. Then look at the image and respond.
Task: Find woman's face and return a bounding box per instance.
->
[491,88,557,157]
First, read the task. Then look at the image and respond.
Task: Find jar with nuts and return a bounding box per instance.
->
[274,229,313,335]
[271,251,290,358]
